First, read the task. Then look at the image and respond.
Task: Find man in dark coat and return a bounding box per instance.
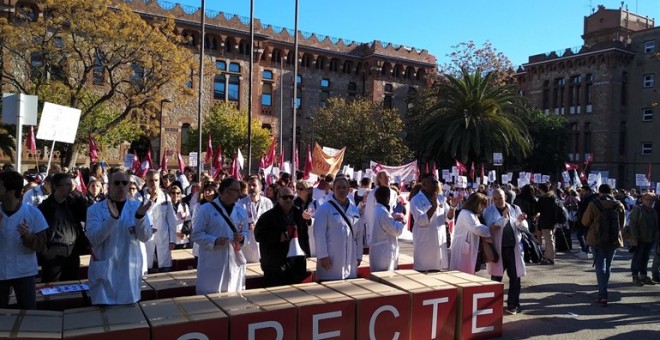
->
[254,186,310,287]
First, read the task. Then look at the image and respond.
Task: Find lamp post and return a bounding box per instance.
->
[280,55,286,155]
[159,98,172,163]
[196,0,206,177]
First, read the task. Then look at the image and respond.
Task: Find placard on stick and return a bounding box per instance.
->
[36,102,81,144]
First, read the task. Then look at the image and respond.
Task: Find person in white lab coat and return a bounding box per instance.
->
[411,174,460,272]
[369,186,405,272]
[363,171,397,247]
[168,181,192,248]
[483,189,528,315]
[449,192,491,274]
[137,170,177,272]
[86,171,153,305]
[192,178,248,294]
[238,175,273,263]
[314,177,363,281]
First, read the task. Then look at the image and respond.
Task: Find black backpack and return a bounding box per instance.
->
[592,199,621,248]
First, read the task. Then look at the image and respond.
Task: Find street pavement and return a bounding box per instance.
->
[399,238,660,339]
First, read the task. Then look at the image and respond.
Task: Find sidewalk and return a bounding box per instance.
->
[399,240,660,339]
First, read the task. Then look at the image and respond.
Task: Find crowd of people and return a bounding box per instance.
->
[0,161,655,314]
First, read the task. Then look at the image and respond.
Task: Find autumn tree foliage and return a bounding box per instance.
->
[0,0,194,166]
[439,40,515,85]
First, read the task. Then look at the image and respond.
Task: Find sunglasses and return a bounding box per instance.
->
[280,195,295,200]
[113,180,129,186]
[169,191,182,195]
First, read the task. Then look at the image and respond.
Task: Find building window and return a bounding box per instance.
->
[130,63,144,84]
[30,52,43,80]
[384,95,392,109]
[570,122,579,155]
[384,83,393,92]
[263,70,273,80]
[181,123,191,152]
[92,51,104,85]
[228,62,240,73]
[320,91,329,107]
[618,121,626,155]
[643,74,655,88]
[642,142,653,155]
[644,40,656,53]
[583,122,591,154]
[321,78,330,88]
[295,93,301,109]
[216,60,226,71]
[262,83,272,107]
[643,108,654,121]
[296,75,302,84]
[348,82,357,92]
[228,76,240,102]
[185,68,193,89]
[214,75,226,100]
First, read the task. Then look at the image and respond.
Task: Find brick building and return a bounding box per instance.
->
[1,0,437,169]
[517,5,658,188]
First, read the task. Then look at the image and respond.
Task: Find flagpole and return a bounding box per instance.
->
[291,0,299,181]
[247,0,254,174]
[196,0,206,177]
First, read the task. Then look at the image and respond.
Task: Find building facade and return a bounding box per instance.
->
[518,5,658,188]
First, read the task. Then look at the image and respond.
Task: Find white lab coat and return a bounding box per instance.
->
[173,202,191,245]
[0,203,48,280]
[483,204,528,278]
[138,189,177,269]
[192,198,249,294]
[238,195,274,263]
[449,209,491,275]
[86,199,152,305]
[364,186,397,246]
[369,203,404,272]
[22,185,48,207]
[314,196,363,281]
[410,192,450,271]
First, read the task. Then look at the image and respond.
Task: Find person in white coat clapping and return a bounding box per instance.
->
[483,188,529,315]
[369,186,405,272]
[449,192,491,274]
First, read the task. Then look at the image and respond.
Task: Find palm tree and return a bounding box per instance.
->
[415,67,531,163]
[0,126,15,161]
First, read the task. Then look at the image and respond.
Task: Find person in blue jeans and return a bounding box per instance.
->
[581,184,625,307]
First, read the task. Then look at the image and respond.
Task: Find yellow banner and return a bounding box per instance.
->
[311,142,346,177]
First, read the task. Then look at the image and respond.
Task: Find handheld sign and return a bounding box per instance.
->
[36,102,81,144]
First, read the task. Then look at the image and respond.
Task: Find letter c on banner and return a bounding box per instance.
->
[178,333,209,340]
[369,305,400,340]
[248,321,284,340]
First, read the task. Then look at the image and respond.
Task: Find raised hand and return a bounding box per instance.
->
[136,199,153,216]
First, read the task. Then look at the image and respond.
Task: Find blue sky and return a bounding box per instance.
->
[170,0,660,67]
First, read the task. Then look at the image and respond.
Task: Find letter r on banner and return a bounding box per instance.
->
[313,311,342,340]
[248,321,284,340]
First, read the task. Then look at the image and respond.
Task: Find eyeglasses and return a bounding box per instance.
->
[280,195,295,200]
[113,180,129,186]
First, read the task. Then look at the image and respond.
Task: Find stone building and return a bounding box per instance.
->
[517,5,657,188]
[1,0,437,170]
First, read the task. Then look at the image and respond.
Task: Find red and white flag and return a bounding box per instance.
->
[76,169,87,194]
[88,134,98,164]
[231,153,242,180]
[131,150,141,173]
[425,162,429,174]
[263,137,276,168]
[470,162,476,181]
[481,162,485,179]
[455,160,467,175]
[303,145,313,180]
[26,126,37,154]
[565,162,579,171]
[204,134,213,164]
[279,146,285,168]
[259,156,266,170]
[137,148,153,178]
[177,151,185,173]
[213,144,223,178]
[160,149,168,172]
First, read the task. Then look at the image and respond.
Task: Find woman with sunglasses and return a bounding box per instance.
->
[169,181,192,249]
[293,180,317,256]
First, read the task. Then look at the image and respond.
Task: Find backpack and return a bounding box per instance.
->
[592,199,621,248]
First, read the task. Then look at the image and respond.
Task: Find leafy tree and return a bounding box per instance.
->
[415,67,532,164]
[511,109,570,175]
[0,125,15,161]
[187,102,272,169]
[0,0,194,167]
[303,97,412,169]
[439,40,515,86]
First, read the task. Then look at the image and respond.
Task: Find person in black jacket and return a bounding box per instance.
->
[254,186,310,287]
[37,173,89,282]
[576,184,597,259]
[537,183,558,265]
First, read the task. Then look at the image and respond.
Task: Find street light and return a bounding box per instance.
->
[159,98,172,164]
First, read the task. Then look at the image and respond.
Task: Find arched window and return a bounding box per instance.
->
[316,56,326,70]
[180,123,192,153]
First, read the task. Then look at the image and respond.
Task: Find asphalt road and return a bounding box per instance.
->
[399,237,660,339]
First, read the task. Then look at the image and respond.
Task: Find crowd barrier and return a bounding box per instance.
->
[2,251,502,339]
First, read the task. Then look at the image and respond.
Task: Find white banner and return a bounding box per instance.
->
[37,102,81,144]
[456,176,468,188]
[370,160,418,182]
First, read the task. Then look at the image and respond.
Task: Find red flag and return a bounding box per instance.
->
[263,137,277,168]
[88,134,98,163]
[530,171,535,183]
[279,146,285,168]
[145,148,154,169]
[425,162,429,174]
[647,163,652,182]
[76,169,87,194]
[579,171,586,181]
[432,162,437,175]
[26,126,36,154]
[455,160,467,175]
[137,148,153,178]
[231,153,242,180]
[564,162,579,171]
[584,154,592,166]
[204,134,213,164]
[131,150,141,173]
[160,148,168,172]
[294,145,299,172]
[213,144,223,178]
[470,162,476,181]
[481,163,485,179]
[259,156,266,170]
[303,145,313,180]
[177,151,185,173]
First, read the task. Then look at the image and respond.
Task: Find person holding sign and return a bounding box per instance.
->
[313,177,363,281]
[192,178,248,294]
[0,171,48,309]
[86,171,152,305]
